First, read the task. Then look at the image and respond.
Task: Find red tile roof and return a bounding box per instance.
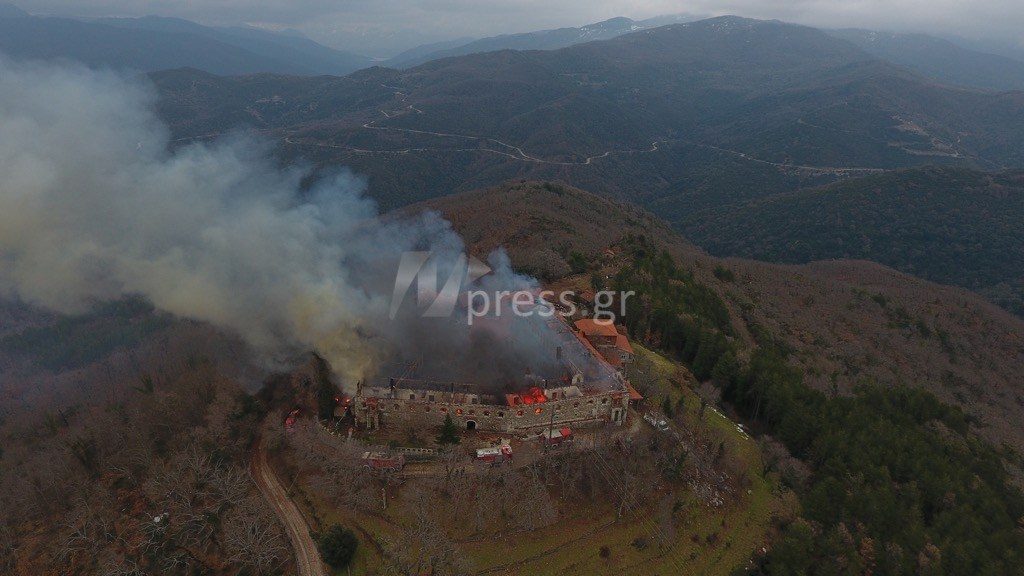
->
[614,334,634,355]
[602,352,624,368]
[574,318,619,337]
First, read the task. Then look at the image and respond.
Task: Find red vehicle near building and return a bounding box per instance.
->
[539,427,573,447]
[475,444,513,465]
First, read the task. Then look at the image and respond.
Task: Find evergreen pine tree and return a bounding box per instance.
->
[436,413,461,445]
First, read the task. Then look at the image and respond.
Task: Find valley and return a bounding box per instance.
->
[154,18,1024,318]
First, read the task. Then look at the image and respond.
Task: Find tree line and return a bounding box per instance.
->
[612,238,1024,575]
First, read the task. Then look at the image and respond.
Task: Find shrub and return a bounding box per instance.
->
[713,265,735,282]
[568,251,588,274]
[317,525,358,570]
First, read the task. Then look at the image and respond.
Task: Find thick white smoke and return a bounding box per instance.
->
[0,57,480,384]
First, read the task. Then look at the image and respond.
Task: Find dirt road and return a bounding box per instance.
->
[252,442,328,576]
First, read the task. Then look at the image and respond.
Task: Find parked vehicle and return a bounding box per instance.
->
[475,444,513,465]
[539,427,573,447]
[361,451,405,473]
[643,412,669,432]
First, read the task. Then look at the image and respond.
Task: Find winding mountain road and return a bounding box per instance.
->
[177,83,896,175]
[252,441,328,576]
[355,98,668,166]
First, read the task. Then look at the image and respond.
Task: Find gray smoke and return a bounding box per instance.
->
[0,57,549,388]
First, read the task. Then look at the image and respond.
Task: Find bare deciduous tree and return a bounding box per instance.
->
[385,482,468,576]
[758,435,811,489]
[222,497,288,575]
[0,524,16,573]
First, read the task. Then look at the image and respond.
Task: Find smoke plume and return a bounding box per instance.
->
[0,57,546,387]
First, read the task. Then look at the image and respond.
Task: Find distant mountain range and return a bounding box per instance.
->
[945,34,1024,70]
[156,16,1024,179]
[152,16,1024,316]
[386,16,1024,92]
[384,15,700,68]
[3,3,1024,96]
[0,9,372,75]
[0,1,25,18]
[384,37,477,67]
[830,28,1024,91]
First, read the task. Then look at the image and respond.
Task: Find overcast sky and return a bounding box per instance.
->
[13,0,1024,57]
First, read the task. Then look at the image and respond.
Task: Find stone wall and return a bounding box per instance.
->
[355,389,629,435]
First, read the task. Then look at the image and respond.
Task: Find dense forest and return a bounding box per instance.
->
[612,237,1024,575]
[0,300,171,370]
[688,167,1024,316]
[730,351,1024,575]
[611,236,733,382]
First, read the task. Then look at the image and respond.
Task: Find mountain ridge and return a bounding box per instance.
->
[385,16,649,68]
[0,12,372,76]
[155,16,1024,206]
[150,16,1024,319]
[830,28,1024,91]
[384,14,703,69]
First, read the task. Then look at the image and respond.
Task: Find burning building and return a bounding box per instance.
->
[352,306,640,435]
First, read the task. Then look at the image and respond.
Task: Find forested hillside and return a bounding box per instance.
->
[424,181,1024,452]
[150,17,1024,322]
[424,181,1024,576]
[154,16,1024,219]
[0,311,281,574]
[0,13,371,75]
[830,28,1024,91]
[689,167,1024,315]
